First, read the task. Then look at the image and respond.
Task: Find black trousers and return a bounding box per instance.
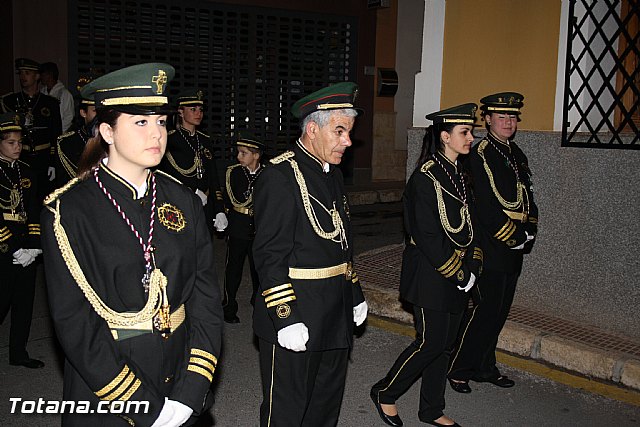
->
[372,305,463,422]
[448,268,519,381]
[222,237,259,318]
[0,261,37,362]
[258,338,349,427]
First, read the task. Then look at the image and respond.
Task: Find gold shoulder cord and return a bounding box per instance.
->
[46,198,166,327]
[58,147,78,179]
[226,166,251,209]
[478,140,523,210]
[0,185,20,211]
[165,151,200,177]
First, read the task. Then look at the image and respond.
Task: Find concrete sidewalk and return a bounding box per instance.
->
[356,244,640,392]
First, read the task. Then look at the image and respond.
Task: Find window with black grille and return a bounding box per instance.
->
[69,0,358,161]
[562,0,639,148]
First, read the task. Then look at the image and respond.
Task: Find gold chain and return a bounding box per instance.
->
[433,180,473,247]
[58,148,78,179]
[165,151,201,177]
[225,166,252,209]
[479,142,523,210]
[0,187,20,210]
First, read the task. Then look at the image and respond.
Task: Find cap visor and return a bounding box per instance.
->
[107,104,175,115]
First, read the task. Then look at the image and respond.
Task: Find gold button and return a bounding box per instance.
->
[164,375,174,383]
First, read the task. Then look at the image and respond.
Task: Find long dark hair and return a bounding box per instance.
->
[415,122,457,171]
[77,109,122,180]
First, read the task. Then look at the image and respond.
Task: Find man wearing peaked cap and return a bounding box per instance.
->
[252,82,367,426]
[41,63,223,426]
[157,88,227,235]
[2,58,62,203]
[221,131,266,324]
[449,91,538,392]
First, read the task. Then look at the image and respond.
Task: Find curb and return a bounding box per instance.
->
[362,286,640,392]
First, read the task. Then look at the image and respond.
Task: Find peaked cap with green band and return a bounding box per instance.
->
[425,103,478,125]
[292,82,363,119]
[81,63,175,115]
[15,58,39,72]
[480,92,524,115]
[0,112,23,133]
[235,131,266,151]
[176,89,205,107]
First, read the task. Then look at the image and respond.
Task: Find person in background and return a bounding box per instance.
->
[0,112,43,369]
[370,104,482,427]
[157,89,227,235]
[448,92,538,393]
[39,62,75,133]
[41,63,223,426]
[221,132,265,324]
[252,82,368,426]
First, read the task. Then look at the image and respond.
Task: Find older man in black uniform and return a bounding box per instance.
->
[2,58,62,202]
[448,92,538,393]
[0,112,44,369]
[252,82,368,426]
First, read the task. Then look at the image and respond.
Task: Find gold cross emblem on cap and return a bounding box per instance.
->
[152,70,168,94]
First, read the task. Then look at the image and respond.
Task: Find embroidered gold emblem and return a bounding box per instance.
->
[20,178,31,189]
[152,70,168,94]
[457,270,464,281]
[157,203,186,232]
[13,115,20,125]
[41,107,51,117]
[0,243,8,253]
[276,303,291,319]
[196,90,203,100]
[203,148,212,160]
[506,239,516,247]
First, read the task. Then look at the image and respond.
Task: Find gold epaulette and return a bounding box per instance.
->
[196,130,210,138]
[167,129,176,136]
[57,130,76,142]
[270,150,295,164]
[420,159,434,174]
[477,138,489,155]
[226,163,241,172]
[44,177,80,206]
[154,169,184,185]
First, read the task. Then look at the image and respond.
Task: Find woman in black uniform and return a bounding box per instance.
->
[41,63,223,426]
[370,104,483,427]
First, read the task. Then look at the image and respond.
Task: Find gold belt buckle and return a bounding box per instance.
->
[345,262,353,280]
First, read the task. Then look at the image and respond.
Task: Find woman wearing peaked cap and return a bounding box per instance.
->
[40,63,223,426]
[371,104,483,427]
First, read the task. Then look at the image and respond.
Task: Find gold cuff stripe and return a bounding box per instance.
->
[119,379,141,402]
[436,252,459,273]
[101,371,136,401]
[100,96,167,106]
[264,289,295,303]
[262,283,293,297]
[266,295,297,308]
[189,356,216,373]
[95,366,130,398]
[495,220,515,240]
[191,348,218,365]
[188,365,213,382]
[473,248,483,260]
[442,259,463,278]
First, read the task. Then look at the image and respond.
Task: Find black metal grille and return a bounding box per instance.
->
[562,0,639,148]
[69,0,358,162]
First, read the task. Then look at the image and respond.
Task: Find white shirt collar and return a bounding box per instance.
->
[102,157,148,199]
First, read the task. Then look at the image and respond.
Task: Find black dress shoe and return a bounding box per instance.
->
[10,358,45,369]
[224,315,240,324]
[448,378,471,394]
[472,375,514,388]
[370,388,403,426]
[424,420,461,427]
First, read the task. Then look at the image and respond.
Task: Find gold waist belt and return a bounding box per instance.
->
[108,304,185,341]
[289,262,353,280]
[3,212,26,223]
[233,206,253,215]
[22,143,51,152]
[503,209,528,222]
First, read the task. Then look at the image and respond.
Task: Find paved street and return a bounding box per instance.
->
[1,202,639,426]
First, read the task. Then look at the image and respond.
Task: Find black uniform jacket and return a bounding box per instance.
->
[223,163,263,240]
[400,152,483,313]
[252,140,365,351]
[157,127,224,232]
[2,92,62,171]
[53,127,90,188]
[41,163,223,426]
[0,157,40,265]
[468,132,538,273]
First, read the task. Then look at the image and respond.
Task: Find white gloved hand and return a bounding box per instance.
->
[214,212,228,232]
[194,188,208,206]
[25,248,43,258]
[151,398,193,427]
[277,322,309,352]
[510,231,535,250]
[353,301,368,326]
[48,166,56,181]
[457,272,476,292]
[12,249,36,267]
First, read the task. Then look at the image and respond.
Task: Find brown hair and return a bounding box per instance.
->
[77,109,121,179]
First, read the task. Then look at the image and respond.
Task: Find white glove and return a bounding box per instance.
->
[12,249,36,267]
[277,322,309,352]
[510,231,535,250]
[194,188,208,206]
[214,212,228,232]
[353,301,368,326]
[25,248,42,258]
[151,398,193,427]
[457,272,476,292]
[48,166,56,181]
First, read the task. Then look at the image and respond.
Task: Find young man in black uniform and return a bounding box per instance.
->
[221,133,265,323]
[157,90,227,235]
[252,82,368,426]
[1,58,62,202]
[0,112,44,369]
[448,92,538,393]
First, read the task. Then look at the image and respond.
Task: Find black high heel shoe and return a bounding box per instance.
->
[447,378,471,394]
[370,388,403,426]
[425,419,461,426]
